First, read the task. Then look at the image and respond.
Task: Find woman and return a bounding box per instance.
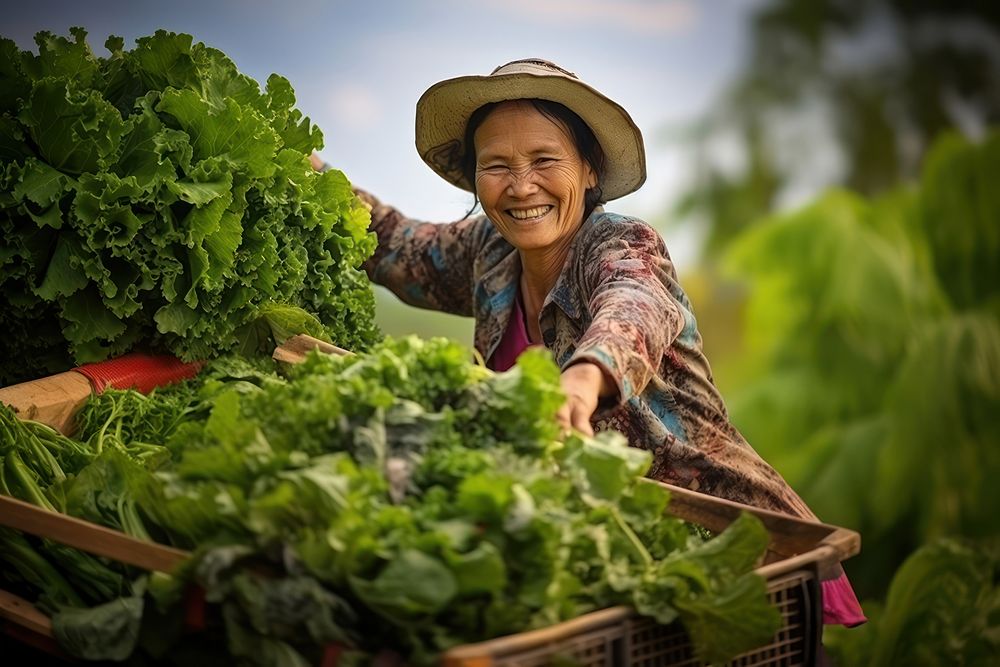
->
[343,58,864,627]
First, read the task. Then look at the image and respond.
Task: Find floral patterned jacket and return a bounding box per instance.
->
[360,192,816,519]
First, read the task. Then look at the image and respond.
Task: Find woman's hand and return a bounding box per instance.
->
[557,362,616,437]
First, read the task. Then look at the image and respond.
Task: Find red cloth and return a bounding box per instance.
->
[489,288,867,627]
[75,352,203,394]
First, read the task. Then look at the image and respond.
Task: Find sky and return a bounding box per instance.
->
[4,0,766,272]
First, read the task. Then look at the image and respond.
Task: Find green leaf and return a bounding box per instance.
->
[117,105,193,187]
[52,593,144,661]
[870,539,1000,666]
[61,287,127,344]
[12,157,71,208]
[35,234,88,300]
[28,27,100,88]
[676,571,782,664]
[129,30,199,93]
[0,38,31,114]
[20,77,126,174]
[156,88,278,179]
[257,302,331,345]
[573,431,651,503]
[154,301,200,336]
[203,204,243,285]
[444,542,507,596]
[350,549,458,619]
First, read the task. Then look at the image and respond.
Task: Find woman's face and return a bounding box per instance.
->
[473,100,596,254]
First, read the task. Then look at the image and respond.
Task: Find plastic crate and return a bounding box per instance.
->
[439,485,854,667]
[0,482,855,667]
[0,337,860,666]
[438,568,817,666]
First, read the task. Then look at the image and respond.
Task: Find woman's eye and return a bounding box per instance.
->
[535,157,556,167]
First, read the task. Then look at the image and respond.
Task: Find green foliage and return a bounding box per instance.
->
[1,338,781,665]
[674,0,1000,259]
[917,132,1000,310]
[825,538,1000,666]
[0,28,380,385]
[721,129,1000,618]
[0,405,137,613]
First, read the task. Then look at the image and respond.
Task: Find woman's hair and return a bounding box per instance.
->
[460,99,607,220]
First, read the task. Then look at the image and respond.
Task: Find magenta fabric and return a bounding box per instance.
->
[487,289,537,371]
[821,573,867,626]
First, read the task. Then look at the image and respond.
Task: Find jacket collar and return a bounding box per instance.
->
[543,208,605,322]
[473,208,605,360]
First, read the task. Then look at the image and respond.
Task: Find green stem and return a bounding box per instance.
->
[0,527,84,608]
[611,505,653,568]
[5,450,58,512]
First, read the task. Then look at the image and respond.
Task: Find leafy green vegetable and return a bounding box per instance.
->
[117,338,779,664]
[52,591,145,661]
[1,339,780,665]
[0,404,137,613]
[0,28,380,385]
[825,538,1000,666]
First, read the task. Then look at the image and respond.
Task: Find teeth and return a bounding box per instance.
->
[509,206,552,220]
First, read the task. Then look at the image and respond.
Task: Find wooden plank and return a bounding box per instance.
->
[652,480,859,559]
[0,588,52,637]
[0,495,188,573]
[272,334,352,364]
[0,371,92,435]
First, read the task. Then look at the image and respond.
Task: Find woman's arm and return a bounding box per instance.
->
[354,188,490,317]
[308,154,488,316]
[566,217,690,410]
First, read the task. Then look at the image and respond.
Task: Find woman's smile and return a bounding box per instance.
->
[473,100,596,253]
[507,205,554,222]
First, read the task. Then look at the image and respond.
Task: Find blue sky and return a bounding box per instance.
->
[5,0,766,270]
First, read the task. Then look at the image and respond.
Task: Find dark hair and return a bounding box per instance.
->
[460,99,607,220]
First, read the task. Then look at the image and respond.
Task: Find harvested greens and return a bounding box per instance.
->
[0,28,380,385]
[0,338,781,665]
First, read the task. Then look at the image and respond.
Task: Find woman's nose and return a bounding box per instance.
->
[506,167,539,196]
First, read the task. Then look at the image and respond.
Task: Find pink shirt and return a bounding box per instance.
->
[488,290,866,627]
[487,289,538,372]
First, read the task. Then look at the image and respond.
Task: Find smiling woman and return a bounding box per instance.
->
[349,57,866,628]
[471,100,600,346]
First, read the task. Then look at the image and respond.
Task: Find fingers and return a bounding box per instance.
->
[556,404,573,437]
[558,363,604,438]
[572,408,594,436]
[555,396,595,438]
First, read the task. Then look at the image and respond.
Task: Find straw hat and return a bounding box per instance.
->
[415,58,646,201]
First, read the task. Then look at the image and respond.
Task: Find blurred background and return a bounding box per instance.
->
[6,0,1000,662]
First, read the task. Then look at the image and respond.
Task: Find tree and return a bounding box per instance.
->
[675,0,1000,258]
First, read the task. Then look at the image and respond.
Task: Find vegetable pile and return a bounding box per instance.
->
[0,338,781,665]
[0,28,380,385]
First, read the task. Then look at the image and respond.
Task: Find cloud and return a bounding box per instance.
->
[327,84,383,131]
[475,0,697,35]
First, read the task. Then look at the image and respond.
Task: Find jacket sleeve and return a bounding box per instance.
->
[356,189,489,317]
[567,218,691,405]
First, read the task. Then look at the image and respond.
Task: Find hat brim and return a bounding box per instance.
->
[415,71,646,201]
